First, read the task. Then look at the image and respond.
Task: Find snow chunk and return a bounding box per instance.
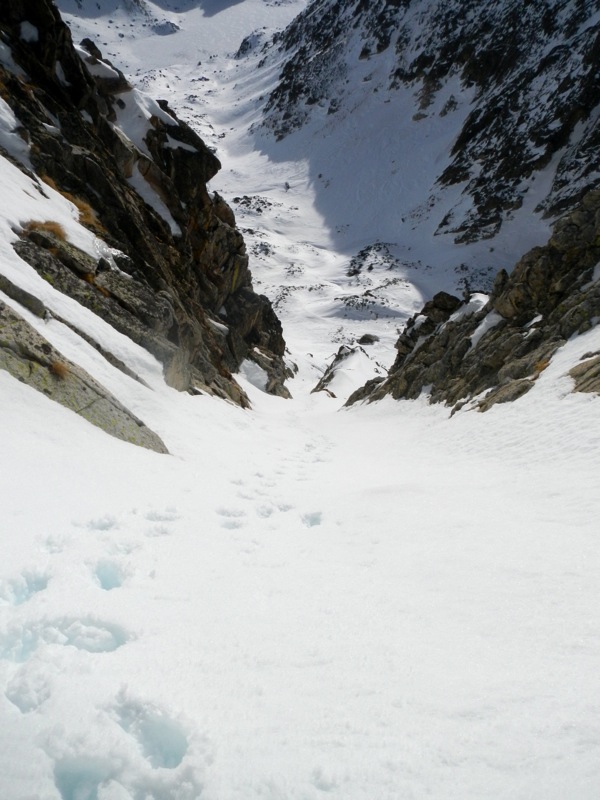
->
[165,135,198,153]
[0,97,30,167]
[113,88,177,158]
[82,56,121,82]
[208,317,229,334]
[0,40,25,76]
[239,359,268,391]
[55,61,70,87]
[128,162,181,235]
[449,292,489,323]
[19,22,39,43]
[469,310,503,350]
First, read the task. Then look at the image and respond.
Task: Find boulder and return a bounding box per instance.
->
[569,354,600,395]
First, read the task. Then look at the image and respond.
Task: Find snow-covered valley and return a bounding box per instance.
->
[1,1,600,798]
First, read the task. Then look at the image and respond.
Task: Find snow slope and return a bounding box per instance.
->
[1,2,600,798]
[2,295,600,799]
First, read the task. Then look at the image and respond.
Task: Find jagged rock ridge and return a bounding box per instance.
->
[0,0,291,448]
[257,0,600,243]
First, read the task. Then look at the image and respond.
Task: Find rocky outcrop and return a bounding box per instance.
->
[0,299,168,453]
[570,353,600,395]
[312,344,359,397]
[348,190,600,411]
[0,0,290,415]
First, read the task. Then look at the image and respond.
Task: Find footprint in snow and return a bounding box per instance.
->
[114,693,189,769]
[0,571,48,606]
[85,514,120,532]
[145,524,172,538]
[53,759,123,800]
[48,694,206,800]
[144,507,180,522]
[216,507,246,530]
[143,507,180,537]
[253,471,276,488]
[5,662,53,713]
[301,512,323,528]
[40,535,71,554]
[256,504,274,518]
[0,617,130,662]
[93,560,125,591]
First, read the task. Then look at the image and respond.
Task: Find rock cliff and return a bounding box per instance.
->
[0,0,290,450]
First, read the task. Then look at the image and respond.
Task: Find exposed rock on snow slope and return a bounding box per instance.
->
[349,190,600,411]
[259,0,600,244]
[0,297,168,452]
[0,0,290,448]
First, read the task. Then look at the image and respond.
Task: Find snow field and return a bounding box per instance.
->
[1,1,599,796]
[2,317,600,798]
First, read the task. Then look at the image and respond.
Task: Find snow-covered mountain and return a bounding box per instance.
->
[259,0,600,244]
[2,2,600,799]
[60,0,598,399]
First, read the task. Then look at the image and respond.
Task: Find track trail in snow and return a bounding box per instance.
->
[0,393,343,799]
[1,503,201,797]
[2,352,600,798]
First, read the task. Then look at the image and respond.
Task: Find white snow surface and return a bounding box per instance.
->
[0,1,599,798]
[2,312,600,800]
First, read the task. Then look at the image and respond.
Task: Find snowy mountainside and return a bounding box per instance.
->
[55,0,600,401]
[257,0,600,244]
[58,0,415,394]
[348,188,600,411]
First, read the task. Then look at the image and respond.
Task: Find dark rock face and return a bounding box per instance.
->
[348,190,600,411]
[0,0,290,408]
[258,0,600,242]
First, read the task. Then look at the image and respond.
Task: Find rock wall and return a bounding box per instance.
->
[349,191,600,411]
[0,0,291,424]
